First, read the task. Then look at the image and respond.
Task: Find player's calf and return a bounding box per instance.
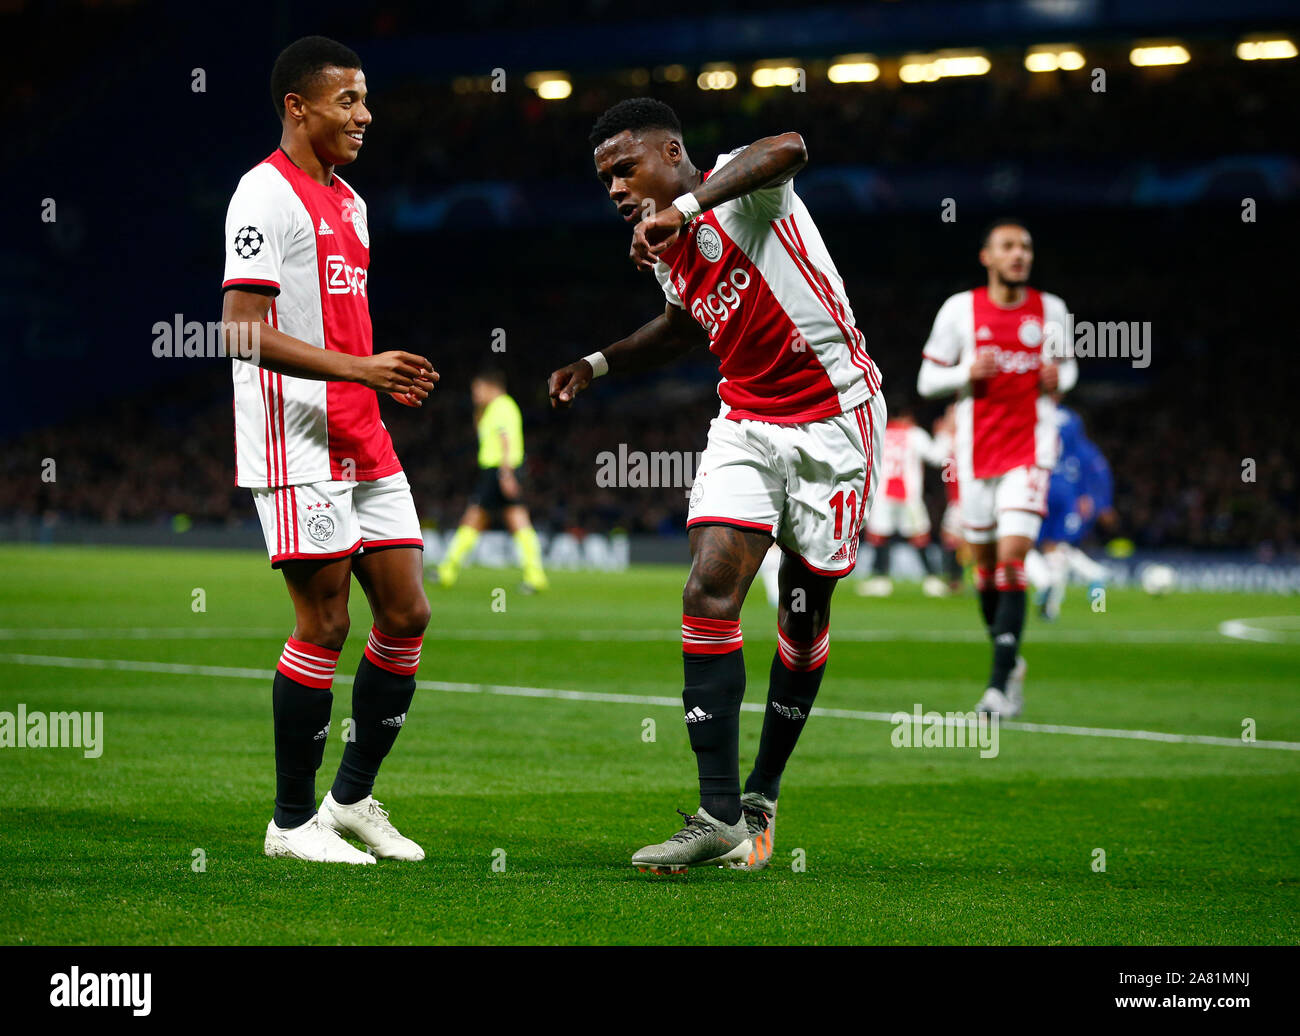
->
[272,637,340,830]
[330,626,423,807]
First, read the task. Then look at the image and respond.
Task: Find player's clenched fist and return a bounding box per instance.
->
[969,349,998,382]
[548,360,594,408]
[352,351,438,406]
[630,206,686,272]
[1039,361,1060,393]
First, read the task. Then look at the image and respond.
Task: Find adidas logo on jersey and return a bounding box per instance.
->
[684,706,713,724]
[976,325,993,339]
[318,218,334,236]
[829,538,859,565]
[381,713,407,729]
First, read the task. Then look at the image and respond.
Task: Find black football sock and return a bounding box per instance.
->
[916,541,938,575]
[681,615,745,825]
[988,561,1028,691]
[943,547,963,584]
[871,538,892,577]
[331,628,422,805]
[272,637,339,829]
[975,566,999,631]
[745,625,829,802]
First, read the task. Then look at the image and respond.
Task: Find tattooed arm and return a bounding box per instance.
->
[629,133,808,271]
[691,132,808,209]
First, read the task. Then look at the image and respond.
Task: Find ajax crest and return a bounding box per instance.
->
[305,511,336,543]
[696,224,723,262]
[342,199,370,248]
[1018,317,1043,346]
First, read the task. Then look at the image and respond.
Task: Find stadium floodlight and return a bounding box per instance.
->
[524,71,572,99]
[900,50,990,83]
[1025,45,1085,73]
[697,64,738,90]
[827,55,880,83]
[752,61,802,88]
[1129,43,1190,67]
[1236,36,1297,61]
[654,64,688,82]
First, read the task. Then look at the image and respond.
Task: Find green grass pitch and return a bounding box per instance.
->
[1,545,1297,945]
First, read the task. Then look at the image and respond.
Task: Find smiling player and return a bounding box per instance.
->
[221,36,436,863]
[549,99,884,874]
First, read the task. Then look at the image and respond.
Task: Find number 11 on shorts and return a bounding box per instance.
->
[830,488,857,539]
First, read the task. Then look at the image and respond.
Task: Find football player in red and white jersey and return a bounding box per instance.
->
[549,99,885,873]
[917,220,1077,717]
[221,37,437,864]
[856,396,951,598]
[934,404,968,593]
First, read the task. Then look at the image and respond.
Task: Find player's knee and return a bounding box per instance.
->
[682,576,738,621]
[375,595,430,639]
[299,612,350,652]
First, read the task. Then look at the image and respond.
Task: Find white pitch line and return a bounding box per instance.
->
[0,626,1246,644]
[1,651,1297,752]
[1218,618,1300,645]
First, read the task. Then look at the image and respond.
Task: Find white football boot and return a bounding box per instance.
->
[264,814,375,864]
[856,575,894,597]
[921,574,949,598]
[318,791,425,861]
[1005,655,1027,714]
[975,686,1022,719]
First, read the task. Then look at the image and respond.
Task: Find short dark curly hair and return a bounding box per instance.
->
[270,35,362,121]
[588,97,682,149]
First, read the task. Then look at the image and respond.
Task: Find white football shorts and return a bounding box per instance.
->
[250,471,422,567]
[687,393,885,577]
[959,464,1049,544]
[865,496,931,539]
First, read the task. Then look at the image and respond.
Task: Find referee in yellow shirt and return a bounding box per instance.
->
[436,369,549,592]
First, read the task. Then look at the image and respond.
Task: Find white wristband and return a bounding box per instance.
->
[672,192,702,223]
[583,351,609,378]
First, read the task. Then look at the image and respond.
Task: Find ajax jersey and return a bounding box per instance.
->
[921,286,1072,483]
[653,148,881,424]
[223,149,400,488]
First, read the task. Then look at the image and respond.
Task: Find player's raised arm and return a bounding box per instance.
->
[691,132,807,208]
[548,302,705,408]
[221,288,438,403]
[630,133,808,270]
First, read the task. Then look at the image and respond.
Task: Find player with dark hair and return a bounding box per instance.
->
[917,219,1077,717]
[549,98,884,873]
[221,35,437,863]
[436,368,548,592]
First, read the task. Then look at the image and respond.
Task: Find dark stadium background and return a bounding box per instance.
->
[6,0,1298,573]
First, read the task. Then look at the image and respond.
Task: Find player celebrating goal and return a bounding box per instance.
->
[549,99,884,874]
[917,219,1077,717]
[221,37,437,863]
